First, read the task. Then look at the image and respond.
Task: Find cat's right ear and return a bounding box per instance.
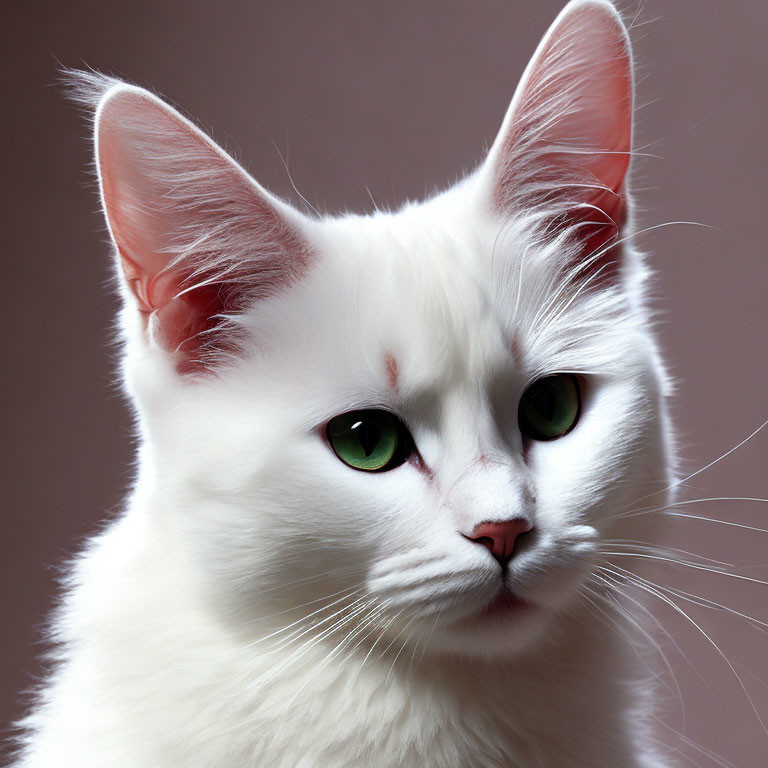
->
[78,75,312,374]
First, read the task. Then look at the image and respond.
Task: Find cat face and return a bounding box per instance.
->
[138,192,668,657]
[82,0,672,658]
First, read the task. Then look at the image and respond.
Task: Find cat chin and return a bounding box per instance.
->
[413,568,593,658]
[423,600,554,658]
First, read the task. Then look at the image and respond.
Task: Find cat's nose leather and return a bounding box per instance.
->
[466,519,533,568]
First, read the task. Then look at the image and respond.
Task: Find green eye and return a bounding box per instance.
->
[518,374,581,441]
[326,409,412,472]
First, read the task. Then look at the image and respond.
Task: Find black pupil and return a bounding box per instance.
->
[532,389,557,423]
[352,419,380,457]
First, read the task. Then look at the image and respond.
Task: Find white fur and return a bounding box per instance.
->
[12,1,679,766]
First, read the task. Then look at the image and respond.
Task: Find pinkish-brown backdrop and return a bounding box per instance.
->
[2,1,767,765]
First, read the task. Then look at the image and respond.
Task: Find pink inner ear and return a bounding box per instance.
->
[490,0,634,269]
[118,250,232,366]
[96,86,311,373]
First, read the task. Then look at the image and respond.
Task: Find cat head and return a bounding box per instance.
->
[76,0,671,657]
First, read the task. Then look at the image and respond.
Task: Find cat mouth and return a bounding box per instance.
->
[456,586,530,626]
[478,588,529,619]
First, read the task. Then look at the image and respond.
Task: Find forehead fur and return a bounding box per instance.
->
[221,182,651,407]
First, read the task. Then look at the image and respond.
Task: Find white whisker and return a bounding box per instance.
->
[601,551,768,588]
[628,419,768,509]
[600,565,768,740]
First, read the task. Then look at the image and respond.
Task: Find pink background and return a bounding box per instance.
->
[2,1,766,765]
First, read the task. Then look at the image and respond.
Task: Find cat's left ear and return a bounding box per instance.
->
[478,0,633,263]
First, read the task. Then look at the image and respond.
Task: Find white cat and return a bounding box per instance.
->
[12,1,679,766]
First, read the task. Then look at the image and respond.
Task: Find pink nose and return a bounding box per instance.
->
[466,519,533,567]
